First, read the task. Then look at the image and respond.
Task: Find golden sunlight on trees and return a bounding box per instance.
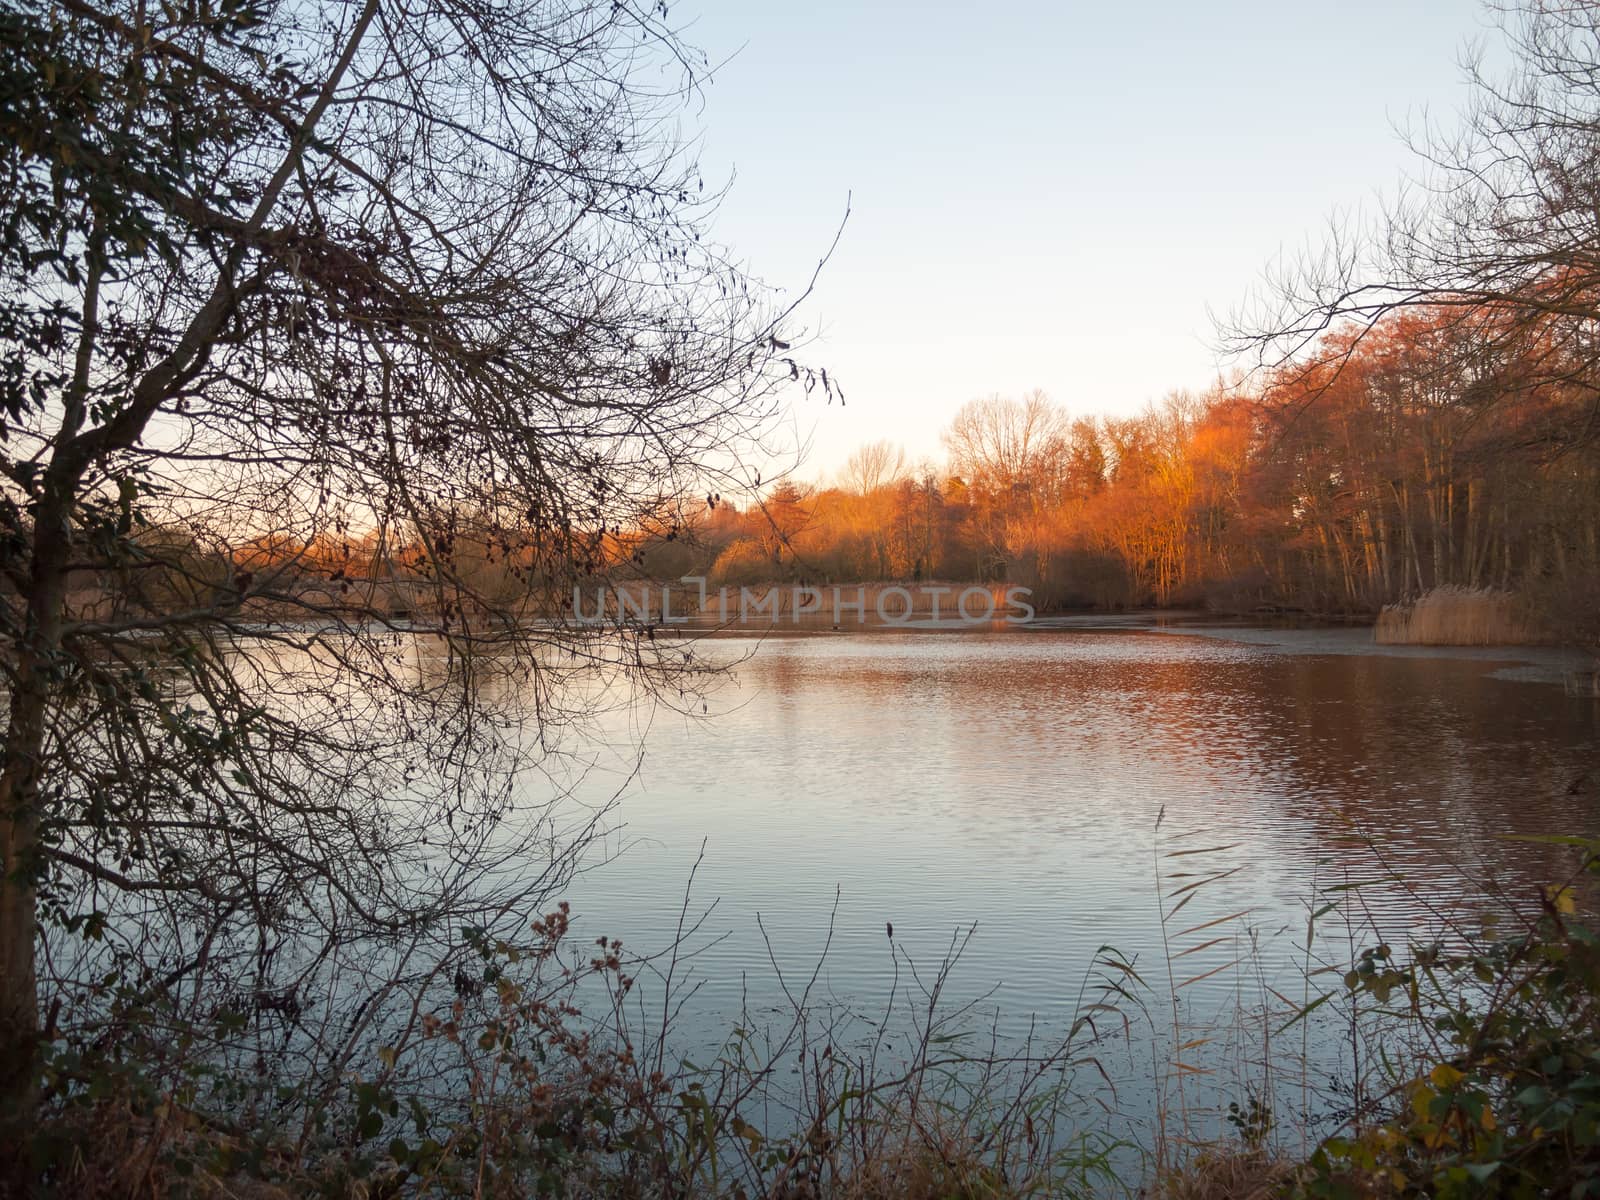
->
[623,310,1599,625]
[608,2,1600,634]
[1227,0,1600,642]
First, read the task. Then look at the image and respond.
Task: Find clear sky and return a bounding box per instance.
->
[674,0,1495,479]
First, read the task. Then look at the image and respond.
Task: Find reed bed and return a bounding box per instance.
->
[1374,586,1538,646]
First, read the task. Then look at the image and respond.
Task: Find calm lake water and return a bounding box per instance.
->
[547,620,1598,1112]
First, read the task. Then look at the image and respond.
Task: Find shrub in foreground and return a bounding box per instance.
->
[1292,841,1600,1199]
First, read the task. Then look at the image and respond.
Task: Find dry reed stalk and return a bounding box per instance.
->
[1374,586,1536,646]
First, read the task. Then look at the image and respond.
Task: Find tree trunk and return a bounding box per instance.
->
[0,492,74,1134]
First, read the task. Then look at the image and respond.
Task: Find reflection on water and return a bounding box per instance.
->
[552,626,1598,1061]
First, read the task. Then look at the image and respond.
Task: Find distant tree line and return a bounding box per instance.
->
[206,298,1598,640]
[609,302,1598,643]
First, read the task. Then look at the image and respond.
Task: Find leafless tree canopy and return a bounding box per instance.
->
[839,440,906,496]
[0,0,814,1130]
[1229,0,1600,449]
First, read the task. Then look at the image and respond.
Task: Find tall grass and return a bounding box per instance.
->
[21,881,1135,1197]
[1374,586,1537,646]
[21,820,1596,1198]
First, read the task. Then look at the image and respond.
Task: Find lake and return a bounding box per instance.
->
[545,619,1597,1129]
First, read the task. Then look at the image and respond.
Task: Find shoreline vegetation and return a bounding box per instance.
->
[28,828,1600,1199]
[58,575,1589,649]
[1374,588,1541,649]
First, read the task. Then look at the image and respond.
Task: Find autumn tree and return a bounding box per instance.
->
[943,391,1070,578]
[1229,0,1600,634]
[752,480,814,572]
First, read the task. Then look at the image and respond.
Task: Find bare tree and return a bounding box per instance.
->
[1229,0,1600,452]
[840,439,907,495]
[0,0,817,1150]
[942,391,1069,498]
[1222,0,1600,637]
[943,391,1069,576]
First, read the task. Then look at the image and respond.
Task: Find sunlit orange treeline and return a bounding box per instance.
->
[628,306,1600,620]
[149,305,1600,625]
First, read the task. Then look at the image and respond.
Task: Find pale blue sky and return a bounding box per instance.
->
[677,0,1493,477]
